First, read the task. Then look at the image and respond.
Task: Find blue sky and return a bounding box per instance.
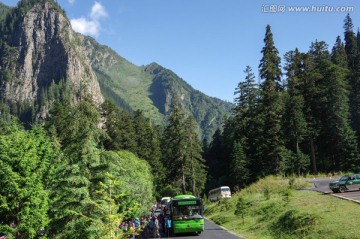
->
[2,0,360,102]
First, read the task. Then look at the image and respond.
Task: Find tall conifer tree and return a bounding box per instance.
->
[161,97,188,194]
[258,25,285,174]
[229,141,249,191]
[283,49,308,157]
[183,116,206,196]
[344,14,358,68]
[331,36,348,68]
[132,110,165,194]
[48,98,105,238]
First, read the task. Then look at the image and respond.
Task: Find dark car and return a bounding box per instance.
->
[329,174,360,193]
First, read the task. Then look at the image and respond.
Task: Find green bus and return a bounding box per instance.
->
[168,195,204,235]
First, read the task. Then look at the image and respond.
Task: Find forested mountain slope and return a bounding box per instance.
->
[79,35,233,141]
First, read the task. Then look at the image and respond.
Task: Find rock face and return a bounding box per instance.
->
[0,0,103,107]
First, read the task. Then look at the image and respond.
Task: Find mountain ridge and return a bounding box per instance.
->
[79,34,233,141]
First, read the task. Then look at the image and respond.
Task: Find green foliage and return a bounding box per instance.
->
[270,209,319,238]
[46,98,154,238]
[344,14,358,68]
[92,173,124,239]
[234,197,247,223]
[102,100,137,152]
[263,186,271,200]
[206,16,360,189]
[256,201,283,222]
[280,188,292,204]
[161,97,206,195]
[0,121,56,238]
[104,150,154,217]
[331,36,348,68]
[259,25,285,175]
[211,215,230,225]
[229,141,249,191]
[159,185,182,199]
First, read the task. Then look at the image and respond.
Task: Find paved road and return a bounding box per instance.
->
[308,177,360,204]
[309,177,340,193]
[150,218,242,239]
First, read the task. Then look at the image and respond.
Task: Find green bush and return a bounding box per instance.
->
[219,198,233,211]
[270,209,319,238]
[256,201,284,222]
[211,215,230,225]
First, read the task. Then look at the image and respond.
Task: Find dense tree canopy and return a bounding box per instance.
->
[205,15,360,192]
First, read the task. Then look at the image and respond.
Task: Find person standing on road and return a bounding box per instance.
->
[154,216,160,238]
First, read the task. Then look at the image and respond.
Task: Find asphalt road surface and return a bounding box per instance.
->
[153,218,243,239]
[309,177,360,204]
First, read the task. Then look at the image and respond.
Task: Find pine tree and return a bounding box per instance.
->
[183,116,206,196]
[304,41,331,174]
[48,98,106,238]
[102,100,136,152]
[283,49,308,158]
[344,14,358,68]
[233,65,262,180]
[331,36,348,68]
[350,55,360,147]
[233,66,259,144]
[229,141,249,191]
[161,97,188,194]
[318,61,359,171]
[258,25,285,175]
[204,129,225,190]
[132,110,165,195]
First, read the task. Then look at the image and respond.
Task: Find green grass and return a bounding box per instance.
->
[204,175,360,239]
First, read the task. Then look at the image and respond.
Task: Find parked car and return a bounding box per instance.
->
[329,174,360,193]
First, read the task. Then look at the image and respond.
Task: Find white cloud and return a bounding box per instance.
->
[90,2,108,20]
[68,0,75,4]
[70,2,107,37]
[70,17,100,37]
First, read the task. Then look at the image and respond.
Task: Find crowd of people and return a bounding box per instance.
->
[0,203,170,239]
[119,202,172,238]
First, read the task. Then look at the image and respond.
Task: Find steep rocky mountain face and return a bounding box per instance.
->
[0,0,103,121]
[0,0,233,141]
[80,35,233,142]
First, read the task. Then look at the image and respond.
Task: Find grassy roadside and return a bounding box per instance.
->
[204,175,360,239]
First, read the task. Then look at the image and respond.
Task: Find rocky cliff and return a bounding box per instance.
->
[0,0,103,112]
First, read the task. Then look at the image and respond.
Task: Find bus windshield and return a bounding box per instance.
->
[172,200,203,220]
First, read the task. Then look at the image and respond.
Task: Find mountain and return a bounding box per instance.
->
[0,0,103,121]
[0,0,233,141]
[79,35,233,141]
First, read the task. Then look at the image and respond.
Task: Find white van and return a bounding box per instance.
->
[160,196,171,208]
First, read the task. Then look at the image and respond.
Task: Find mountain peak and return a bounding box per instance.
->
[144,62,164,74]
